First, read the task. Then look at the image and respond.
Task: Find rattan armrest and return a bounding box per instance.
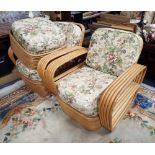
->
[8,47,16,64]
[40,47,88,94]
[38,46,83,80]
[99,63,147,130]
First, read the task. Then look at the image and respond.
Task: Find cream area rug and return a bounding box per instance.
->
[0,80,155,143]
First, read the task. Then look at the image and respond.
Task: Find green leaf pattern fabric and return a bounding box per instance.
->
[12,17,66,54]
[16,60,41,81]
[58,66,117,116]
[54,22,82,47]
[86,28,142,76]
[12,18,83,55]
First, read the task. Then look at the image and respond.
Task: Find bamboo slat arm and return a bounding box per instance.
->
[99,63,147,131]
[8,47,16,65]
[37,46,86,89]
[42,47,88,95]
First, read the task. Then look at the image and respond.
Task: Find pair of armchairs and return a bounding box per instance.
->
[8,17,146,131]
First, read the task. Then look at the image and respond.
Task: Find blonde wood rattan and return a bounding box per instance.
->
[37,46,87,95]
[9,22,85,70]
[99,64,146,131]
[19,73,49,97]
[38,44,147,131]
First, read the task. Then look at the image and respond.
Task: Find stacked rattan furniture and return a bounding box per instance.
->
[38,28,147,131]
[8,17,85,97]
[91,13,137,33]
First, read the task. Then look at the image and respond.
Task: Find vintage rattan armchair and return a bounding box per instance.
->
[38,28,147,131]
[8,17,85,97]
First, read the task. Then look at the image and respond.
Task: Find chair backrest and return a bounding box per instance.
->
[54,22,84,47]
[86,28,143,77]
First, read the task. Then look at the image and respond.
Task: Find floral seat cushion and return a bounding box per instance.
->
[54,22,82,47]
[58,66,117,116]
[16,59,41,81]
[12,17,66,54]
[86,28,142,77]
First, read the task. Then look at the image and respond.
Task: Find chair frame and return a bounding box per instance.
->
[38,44,147,131]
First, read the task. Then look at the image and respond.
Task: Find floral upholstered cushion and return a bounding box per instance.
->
[86,28,142,77]
[58,66,117,116]
[54,22,82,47]
[16,60,41,81]
[12,17,66,54]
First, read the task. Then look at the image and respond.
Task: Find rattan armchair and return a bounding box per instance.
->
[8,17,85,97]
[38,28,146,131]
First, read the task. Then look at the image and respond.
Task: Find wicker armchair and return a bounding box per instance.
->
[8,17,85,97]
[38,28,147,131]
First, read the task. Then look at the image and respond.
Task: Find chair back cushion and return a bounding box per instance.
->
[86,28,143,76]
[54,22,82,47]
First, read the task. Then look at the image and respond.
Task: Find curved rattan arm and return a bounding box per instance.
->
[8,47,16,65]
[42,47,87,95]
[99,64,147,131]
[37,46,84,87]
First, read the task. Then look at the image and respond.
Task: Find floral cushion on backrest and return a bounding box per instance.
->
[86,28,142,77]
[54,22,82,47]
[12,17,66,54]
[16,59,41,81]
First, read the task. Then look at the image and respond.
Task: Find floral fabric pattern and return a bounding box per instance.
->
[12,18,83,55]
[12,17,66,54]
[16,60,41,81]
[86,28,142,77]
[58,66,117,116]
[54,22,82,47]
[13,19,83,82]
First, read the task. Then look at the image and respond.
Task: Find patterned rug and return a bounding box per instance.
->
[0,82,45,129]
[135,85,155,120]
[0,81,155,143]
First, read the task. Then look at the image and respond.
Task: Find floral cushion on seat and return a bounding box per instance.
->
[16,60,41,81]
[12,17,66,54]
[54,22,82,47]
[58,66,117,116]
[86,28,142,77]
